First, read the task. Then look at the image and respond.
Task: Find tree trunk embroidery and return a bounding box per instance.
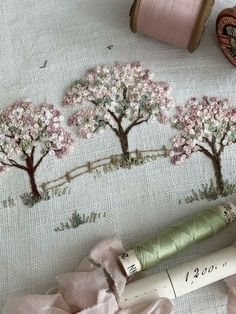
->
[25,153,42,200]
[212,155,224,195]
[65,63,171,160]
[196,143,225,196]
[1,154,43,201]
[0,100,73,205]
[118,131,129,160]
[28,169,41,200]
[171,97,236,199]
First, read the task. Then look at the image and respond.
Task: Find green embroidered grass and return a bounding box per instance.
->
[40,147,169,192]
[185,180,236,203]
[93,149,168,178]
[55,211,107,232]
[19,148,168,207]
[20,186,71,207]
[20,191,50,207]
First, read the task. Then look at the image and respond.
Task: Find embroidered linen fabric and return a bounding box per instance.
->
[0,0,235,313]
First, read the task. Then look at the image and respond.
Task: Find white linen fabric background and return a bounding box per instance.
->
[0,0,236,313]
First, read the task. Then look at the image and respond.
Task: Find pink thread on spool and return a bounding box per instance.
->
[130,0,215,52]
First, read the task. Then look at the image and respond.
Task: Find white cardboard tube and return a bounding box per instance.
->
[119,203,236,277]
[120,244,236,309]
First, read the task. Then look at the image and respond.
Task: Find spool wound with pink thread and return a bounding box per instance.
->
[130,0,215,52]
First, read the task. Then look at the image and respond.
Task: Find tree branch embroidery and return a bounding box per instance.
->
[64,62,172,160]
[170,97,236,195]
[0,99,74,201]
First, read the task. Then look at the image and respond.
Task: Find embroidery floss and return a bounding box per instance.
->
[130,0,214,52]
[119,203,236,276]
[120,243,236,308]
[216,6,236,66]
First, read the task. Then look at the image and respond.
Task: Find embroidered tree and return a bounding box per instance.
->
[64,62,171,160]
[170,96,236,195]
[0,100,74,201]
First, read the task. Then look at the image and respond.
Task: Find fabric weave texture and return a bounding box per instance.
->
[0,0,235,313]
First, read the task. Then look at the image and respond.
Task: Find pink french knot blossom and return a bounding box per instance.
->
[64,62,172,138]
[170,96,236,165]
[0,99,74,200]
[68,108,100,138]
[0,99,74,162]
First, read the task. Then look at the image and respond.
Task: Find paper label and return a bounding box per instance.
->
[169,245,236,297]
[220,202,236,223]
[120,245,236,309]
[119,249,142,276]
[120,270,176,308]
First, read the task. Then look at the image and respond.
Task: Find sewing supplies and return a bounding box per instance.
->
[216,6,236,66]
[120,243,236,308]
[129,0,214,52]
[119,203,236,276]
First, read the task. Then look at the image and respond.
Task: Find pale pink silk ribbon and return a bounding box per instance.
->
[225,275,236,314]
[3,237,173,314]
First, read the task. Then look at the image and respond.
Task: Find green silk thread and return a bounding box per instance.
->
[134,207,228,271]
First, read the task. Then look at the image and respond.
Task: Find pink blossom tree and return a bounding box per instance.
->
[0,100,74,201]
[64,62,171,160]
[170,97,236,195]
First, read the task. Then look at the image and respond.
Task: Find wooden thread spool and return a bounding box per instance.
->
[130,0,215,52]
[216,6,236,66]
